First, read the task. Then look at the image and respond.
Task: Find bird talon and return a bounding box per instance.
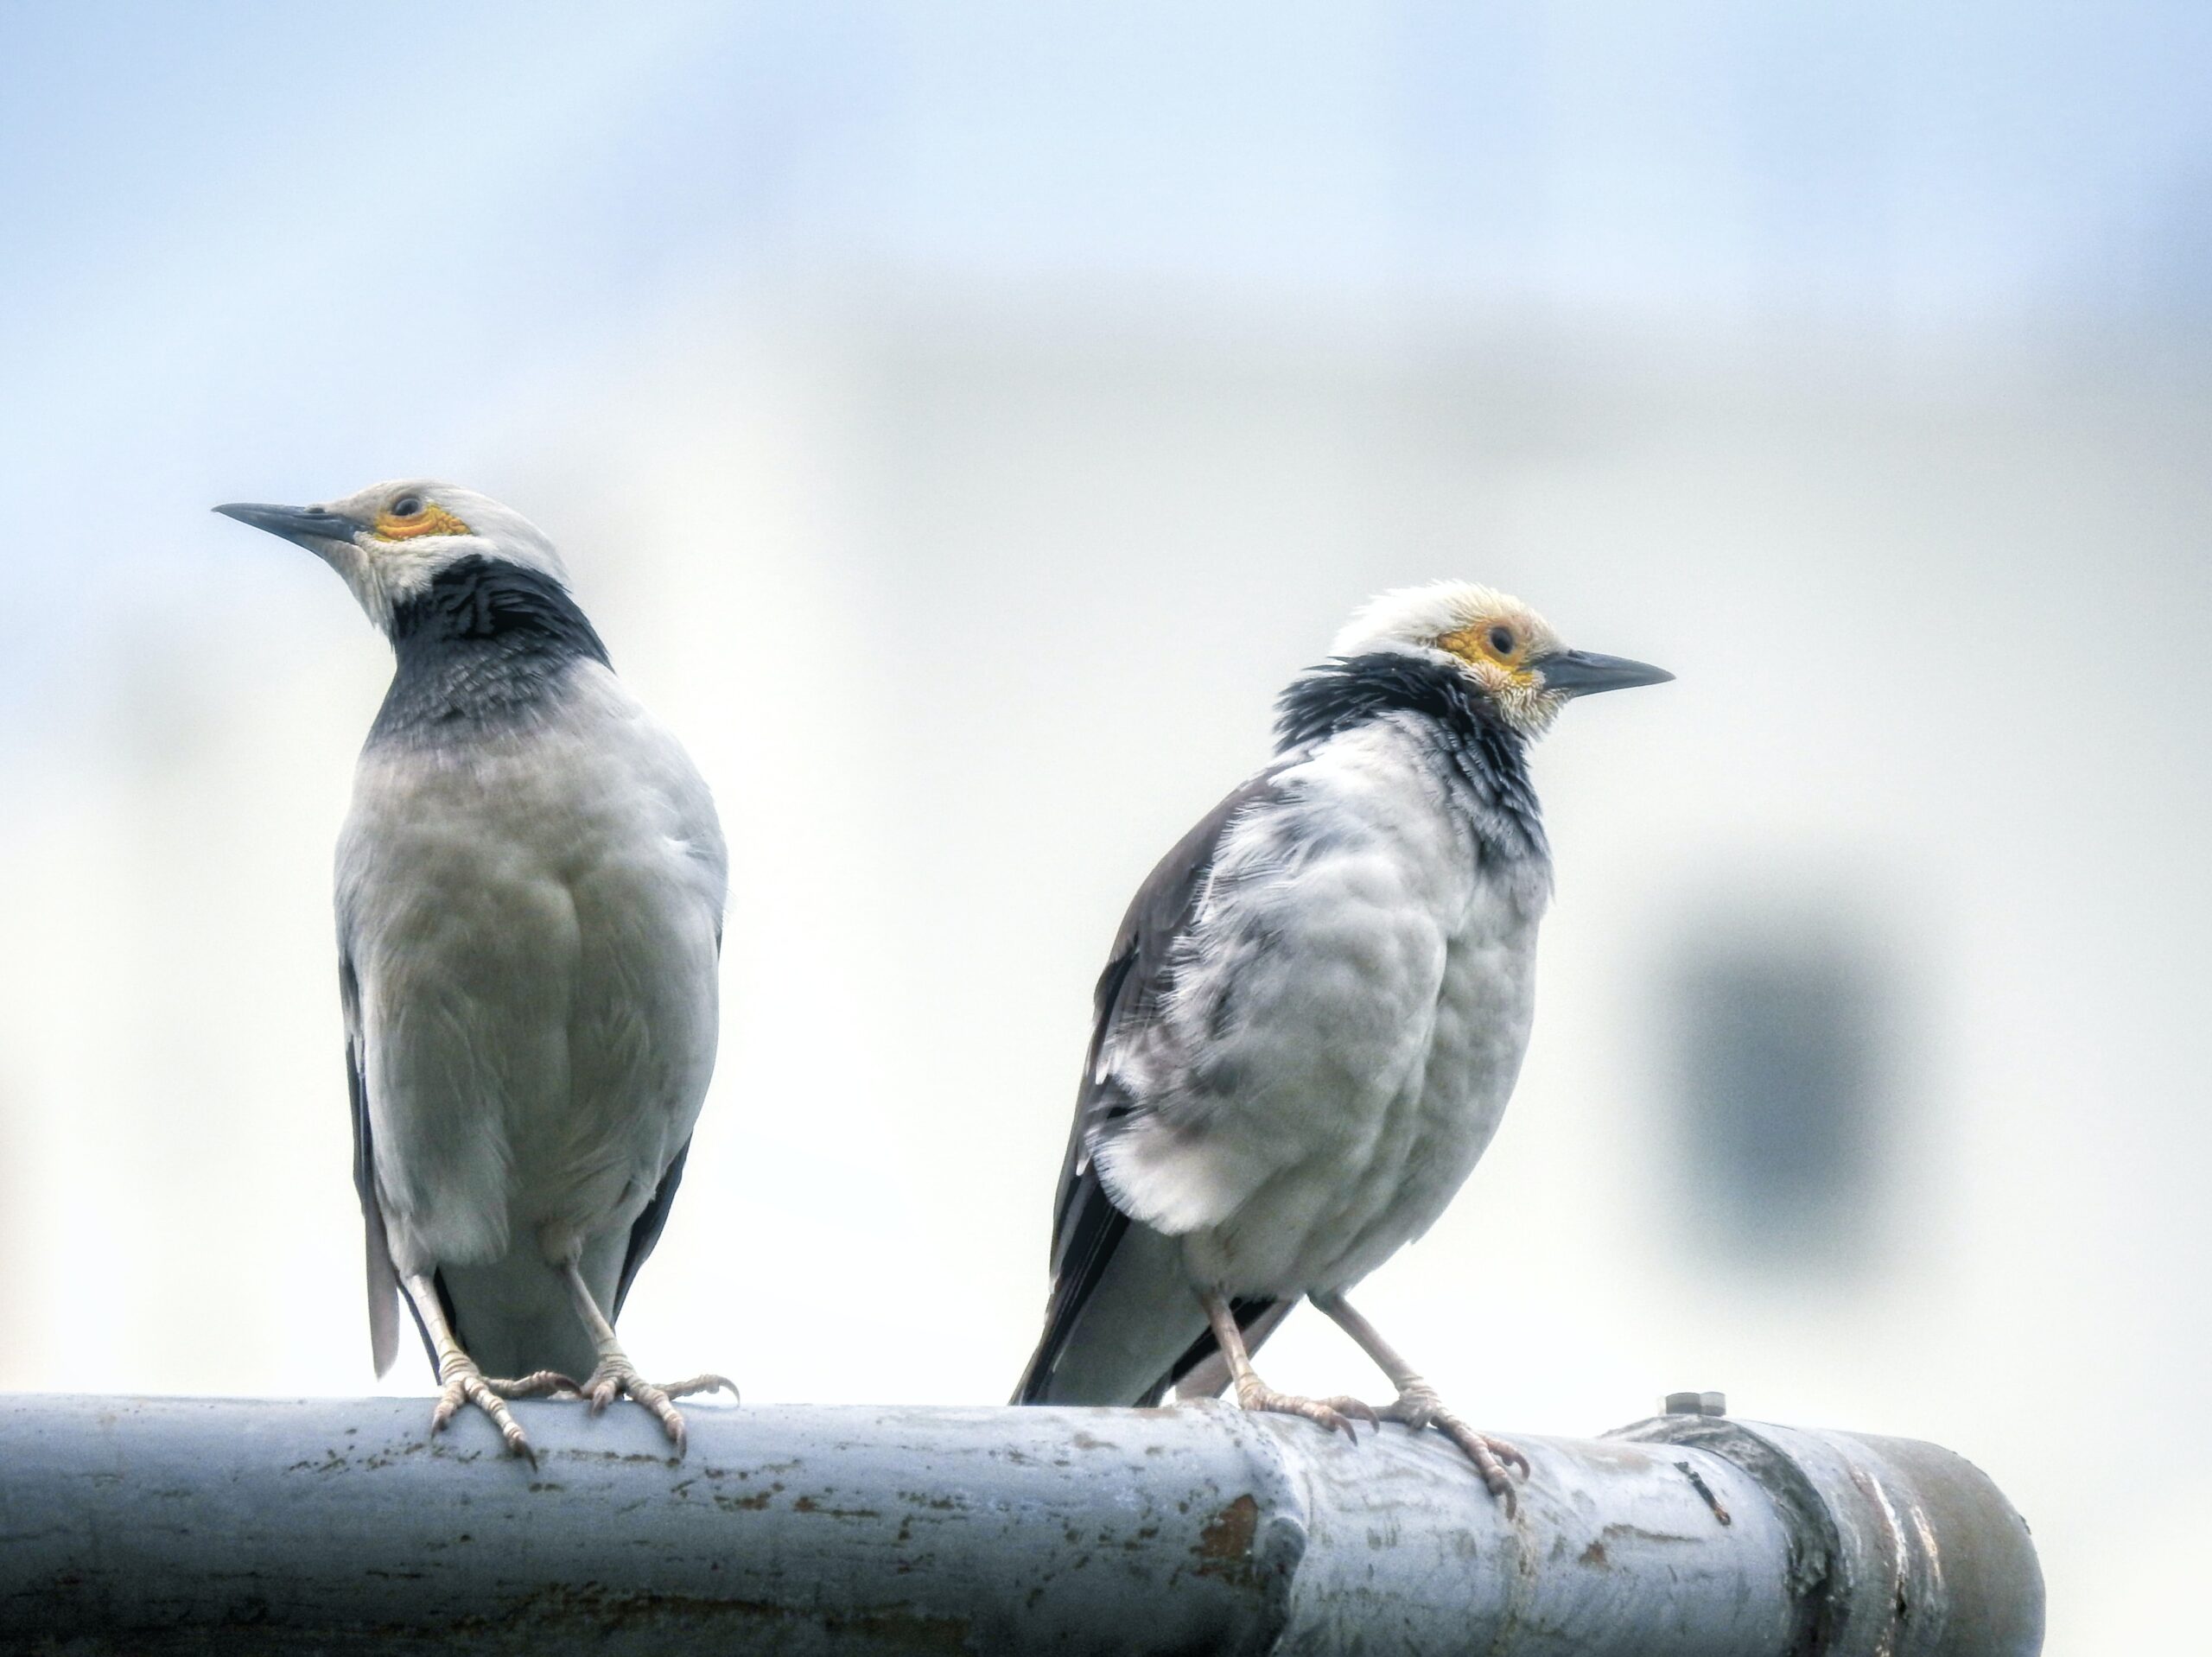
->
[486,1369,582,1401]
[1377,1381,1444,1431]
[1235,1381,1368,1443]
[1317,1395,1378,1441]
[640,1389,689,1449]
[573,1359,723,1457]
[1362,1377,1526,1512]
[664,1373,739,1404]
[1436,1416,1526,1512]
[427,1360,541,1460]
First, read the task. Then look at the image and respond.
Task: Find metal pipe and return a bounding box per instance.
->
[0,1394,2040,1654]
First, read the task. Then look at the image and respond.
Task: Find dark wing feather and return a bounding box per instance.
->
[1013,763,1295,1405]
[611,917,718,1321]
[340,950,419,1376]
[613,1137,690,1318]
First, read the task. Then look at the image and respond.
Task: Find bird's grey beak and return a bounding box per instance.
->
[1535,648,1675,696]
[213,501,363,550]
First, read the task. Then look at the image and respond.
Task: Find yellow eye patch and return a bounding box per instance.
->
[373,502,472,540]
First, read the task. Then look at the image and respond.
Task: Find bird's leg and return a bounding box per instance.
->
[402,1273,560,1463]
[1199,1287,1376,1442]
[559,1260,735,1457]
[1312,1290,1528,1512]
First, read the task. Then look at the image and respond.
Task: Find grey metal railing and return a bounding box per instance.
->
[0,1392,2041,1654]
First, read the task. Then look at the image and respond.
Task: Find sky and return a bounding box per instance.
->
[3,5,2209,1650]
[6,4,2212,676]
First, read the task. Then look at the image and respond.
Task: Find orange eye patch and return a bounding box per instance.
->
[1437,621,1523,666]
[373,503,472,540]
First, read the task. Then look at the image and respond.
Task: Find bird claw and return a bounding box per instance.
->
[430,1361,540,1465]
[1378,1381,1527,1514]
[576,1363,737,1457]
[483,1369,585,1400]
[1325,1394,1383,1436]
[663,1372,740,1404]
[1235,1381,1375,1443]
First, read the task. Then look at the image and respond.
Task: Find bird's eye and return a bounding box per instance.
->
[1487,625,1516,656]
[391,494,425,517]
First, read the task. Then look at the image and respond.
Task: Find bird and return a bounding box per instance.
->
[217,481,731,1461]
[1012,581,1670,1508]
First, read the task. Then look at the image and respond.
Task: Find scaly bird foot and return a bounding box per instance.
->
[1232,1377,1381,1443]
[578,1361,738,1456]
[1378,1380,1529,1515]
[429,1355,552,1463]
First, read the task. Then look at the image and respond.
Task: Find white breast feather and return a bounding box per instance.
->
[1091,719,1546,1295]
[340,663,727,1274]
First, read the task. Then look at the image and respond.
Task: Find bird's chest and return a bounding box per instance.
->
[343,711,718,1184]
[1399,879,1542,1178]
[346,718,677,954]
[1344,866,1538,1182]
[1196,830,1547,1293]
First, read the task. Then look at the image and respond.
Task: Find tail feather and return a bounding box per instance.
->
[364,1205,402,1378]
[1014,1222,1200,1405]
[1014,1219,1289,1406]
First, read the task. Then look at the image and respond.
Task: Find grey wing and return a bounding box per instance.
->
[339,949,410,1378]
[1011,764,1294,1406]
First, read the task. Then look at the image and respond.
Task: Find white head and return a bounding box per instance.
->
[215,480,569,632]
[1332,580,1671,738]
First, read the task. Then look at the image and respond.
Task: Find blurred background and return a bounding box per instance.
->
[2,3,2205,1646]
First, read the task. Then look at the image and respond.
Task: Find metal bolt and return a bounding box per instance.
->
[1664,1391,1728,1417]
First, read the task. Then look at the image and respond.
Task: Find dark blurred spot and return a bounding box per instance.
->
[1672,921,1892,1273]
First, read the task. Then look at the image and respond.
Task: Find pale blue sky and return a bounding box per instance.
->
[3,0,2209,715]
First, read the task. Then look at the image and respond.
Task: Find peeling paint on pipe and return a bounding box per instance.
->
[0,1395,2040,1654]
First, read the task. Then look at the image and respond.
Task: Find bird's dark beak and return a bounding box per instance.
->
[1535,648,1675,696]
[213,501,363,550]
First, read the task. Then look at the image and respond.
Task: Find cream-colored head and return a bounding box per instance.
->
[1332,580,1671,738]
[215,479,570,633]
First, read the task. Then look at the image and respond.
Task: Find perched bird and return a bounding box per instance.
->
[218,482,731,1460]
[1013,582,1669,1507]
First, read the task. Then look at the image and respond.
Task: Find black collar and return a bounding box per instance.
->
[1274,651,1548,861]
[371,556,609,741]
